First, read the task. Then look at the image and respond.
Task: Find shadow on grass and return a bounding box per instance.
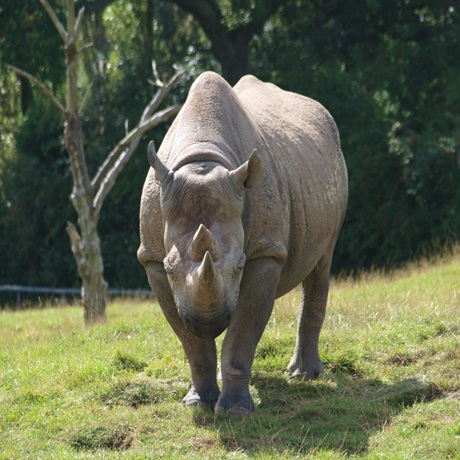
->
[193,372,443,456]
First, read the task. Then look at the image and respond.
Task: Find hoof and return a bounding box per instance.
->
[182,386,220,411]
[288,361,324,380]
[215,391,255,415]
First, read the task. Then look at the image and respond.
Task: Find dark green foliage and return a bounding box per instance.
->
[0,0,66,113]
[0,0,65,83]
[0,98,76,288]
[0,0,459,294]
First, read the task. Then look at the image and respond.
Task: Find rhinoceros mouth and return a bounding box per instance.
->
[178,307,232,340]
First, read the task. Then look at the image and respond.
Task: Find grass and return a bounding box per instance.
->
[0,250,459,459]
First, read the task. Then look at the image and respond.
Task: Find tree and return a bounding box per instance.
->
[168,0,284,84]
[0,0,65,114]
[9,0,182,323]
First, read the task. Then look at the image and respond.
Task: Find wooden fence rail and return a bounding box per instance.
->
[0,284,152,305]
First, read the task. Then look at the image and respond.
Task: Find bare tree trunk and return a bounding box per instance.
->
[67,220,107,323]
[9,0,182,324]
[64,114,107,323]
[62,0,108,324]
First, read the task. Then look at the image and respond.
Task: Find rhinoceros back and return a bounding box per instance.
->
[233,75,348,295]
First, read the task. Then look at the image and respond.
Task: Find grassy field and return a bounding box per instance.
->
[1,251,459,459]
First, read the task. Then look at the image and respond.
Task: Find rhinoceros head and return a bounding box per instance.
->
[148,141,263,340]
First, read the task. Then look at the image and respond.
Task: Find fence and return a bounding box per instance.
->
[0,284,152,306]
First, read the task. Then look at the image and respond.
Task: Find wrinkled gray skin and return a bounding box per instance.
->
[138,72,348,415]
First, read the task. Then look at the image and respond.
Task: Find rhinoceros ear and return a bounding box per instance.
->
[229,150,264,191]
[148,141,172,184]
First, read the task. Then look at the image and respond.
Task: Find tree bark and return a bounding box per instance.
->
[67,221,107,323]
[64,115,107,324]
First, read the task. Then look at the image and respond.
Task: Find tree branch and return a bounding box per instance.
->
[66,221,83,268]
[143,65,184,120]
[7,65,67,117]
[78,42,94,53]
[79,83,93,115]
[91,66,183,192]
[72,6,86,42]
[38,0,68,42]
[92,104,182,216]
[150,60,163,87]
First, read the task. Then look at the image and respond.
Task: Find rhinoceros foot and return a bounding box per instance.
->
[215,390,256,416]
[182,385,220,411]
[288,355,324,380]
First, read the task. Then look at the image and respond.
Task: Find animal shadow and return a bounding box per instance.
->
[193,372,442,456]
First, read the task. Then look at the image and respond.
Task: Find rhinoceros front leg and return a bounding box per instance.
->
[288,252,333,379]
[146,263,220,409]
[215,258,281,415]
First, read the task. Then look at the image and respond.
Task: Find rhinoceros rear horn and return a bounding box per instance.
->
[148,141,171,184]
[229,149,264,191]
[190,224,217,259]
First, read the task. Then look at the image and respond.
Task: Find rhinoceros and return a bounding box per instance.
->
[138,71,348,415]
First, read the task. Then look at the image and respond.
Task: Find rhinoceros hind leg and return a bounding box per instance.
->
[288,325,324,379]
[288,250,333,379]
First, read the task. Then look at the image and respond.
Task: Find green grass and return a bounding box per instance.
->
[1,250,459,459]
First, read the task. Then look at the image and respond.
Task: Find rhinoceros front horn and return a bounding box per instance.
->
[190,224,217,259]
[197,251,218,285]
[193,251,223,306]
[148,141,171,184]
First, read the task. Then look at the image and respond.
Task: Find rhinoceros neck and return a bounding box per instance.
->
[170,143,236,171]
[159,72,262,171]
